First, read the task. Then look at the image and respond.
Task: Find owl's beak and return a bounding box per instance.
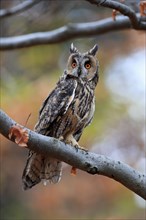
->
[69,67,81,78]
[77,67,81,76]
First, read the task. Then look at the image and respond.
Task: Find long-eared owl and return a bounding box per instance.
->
[22,43,99,190]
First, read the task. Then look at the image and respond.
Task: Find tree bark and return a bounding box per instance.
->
[0,109,146,199]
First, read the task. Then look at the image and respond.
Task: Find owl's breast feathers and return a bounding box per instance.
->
[67,78,95,137]
[51,77,95,141]
[35,75,95,143]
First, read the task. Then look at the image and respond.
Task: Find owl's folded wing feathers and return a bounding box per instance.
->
[34,76,77,134]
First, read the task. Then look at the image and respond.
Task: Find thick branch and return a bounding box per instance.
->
[87,0,140,28]
[0,109,146,199]
[0,14,145,50]
[0,0,40,19]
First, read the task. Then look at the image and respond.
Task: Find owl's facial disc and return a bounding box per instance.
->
[67,53,98,81]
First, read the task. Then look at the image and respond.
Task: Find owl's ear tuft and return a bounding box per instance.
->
[70,43,79,54]
[88,44,98,56]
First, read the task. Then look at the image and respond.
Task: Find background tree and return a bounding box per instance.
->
[0,0,145,219]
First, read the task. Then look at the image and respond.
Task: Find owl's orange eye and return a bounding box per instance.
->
[85,63,91,69]
[72,62,77,68]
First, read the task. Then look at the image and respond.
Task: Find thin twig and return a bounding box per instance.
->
[0,0,40,19]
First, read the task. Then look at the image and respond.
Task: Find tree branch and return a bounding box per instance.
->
[0,0,40,19]
[0,14,145,50]
[0,109,146,199]
[86,0,141,29]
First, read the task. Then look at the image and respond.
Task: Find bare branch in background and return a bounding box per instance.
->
[0,0,40,19]
[0,14,145,50]
[0,0,145,50]
[0,109,146,199]
[86,0,141,28]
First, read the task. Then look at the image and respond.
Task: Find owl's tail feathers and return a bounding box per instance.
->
[22,151,62,190]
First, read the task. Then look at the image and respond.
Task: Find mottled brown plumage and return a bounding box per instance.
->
[22,43,99,190]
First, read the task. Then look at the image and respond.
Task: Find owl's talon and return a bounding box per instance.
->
[81,147,88,152]
[76,145,88,152]
[59,136,64,141]
[73,143,87,152]
[65,134,79,147]
[65,134,87,152]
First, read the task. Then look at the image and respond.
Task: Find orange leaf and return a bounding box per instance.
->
[112,9,117,21]
[9,124,29,147]
[139,1,146,16]
[71,167,77,176]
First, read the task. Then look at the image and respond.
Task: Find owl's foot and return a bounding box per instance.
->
[65,134,87,152]
[65,134,79,146]
[59,136,64,141]
[75,145,88,152]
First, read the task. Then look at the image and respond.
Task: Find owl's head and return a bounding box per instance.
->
[66,43,99,85]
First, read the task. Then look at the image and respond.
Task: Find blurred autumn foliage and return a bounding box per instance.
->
[0,0,145,219]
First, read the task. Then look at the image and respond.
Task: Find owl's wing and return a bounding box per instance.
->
[23,76,77,190]
[34,76,77,134]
